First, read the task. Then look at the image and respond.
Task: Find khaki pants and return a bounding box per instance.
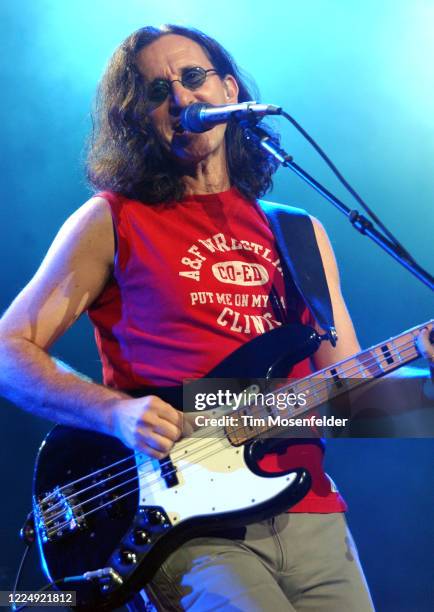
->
[128,513,374,612]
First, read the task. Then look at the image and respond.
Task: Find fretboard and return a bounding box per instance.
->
[226,320,432,445]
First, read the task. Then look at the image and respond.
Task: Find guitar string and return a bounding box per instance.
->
[40,338,418,526]
[46,416,313,538]
[41,340,418,531]
[40,337,418,526]
[39,320,430,508]
[45,346,419,538]
[40,330,417,507]
[46,340,414,537]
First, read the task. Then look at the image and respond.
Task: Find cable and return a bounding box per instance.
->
[280,109,415,261]
[11,544,32,611]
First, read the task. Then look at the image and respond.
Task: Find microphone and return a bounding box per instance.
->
[180,101,282,133]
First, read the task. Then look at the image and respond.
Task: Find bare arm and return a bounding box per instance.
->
[309,216,361,370]
[310,217,434,418]
[310,217,434,361]
[0,197,182,457]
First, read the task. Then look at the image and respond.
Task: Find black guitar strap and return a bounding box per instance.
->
[259,200,337,345]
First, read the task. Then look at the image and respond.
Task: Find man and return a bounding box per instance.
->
[0,24,431,611]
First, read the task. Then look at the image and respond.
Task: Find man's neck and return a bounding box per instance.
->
[181,150,231,196]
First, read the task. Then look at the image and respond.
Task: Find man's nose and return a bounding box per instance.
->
[169,81,195,115]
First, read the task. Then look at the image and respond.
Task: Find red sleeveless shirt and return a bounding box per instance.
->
[88,188,346,513]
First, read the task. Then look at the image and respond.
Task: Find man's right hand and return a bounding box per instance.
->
[111,396,185,458]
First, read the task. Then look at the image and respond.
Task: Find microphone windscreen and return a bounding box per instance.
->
[180,103,212,133]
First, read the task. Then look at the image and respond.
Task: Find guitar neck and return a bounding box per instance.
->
[226,320,432,445]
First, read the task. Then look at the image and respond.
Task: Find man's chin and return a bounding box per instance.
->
[169,139,211,165]
[164,128,226,166]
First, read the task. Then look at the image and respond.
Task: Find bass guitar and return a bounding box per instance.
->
[32,320,432,609]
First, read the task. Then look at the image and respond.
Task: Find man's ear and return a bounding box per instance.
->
[223,75,239,103]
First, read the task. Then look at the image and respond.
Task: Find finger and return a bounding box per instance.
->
[154,400,184,429]
[136,427,175,455]
[119,432,168,459]
[152,417,183,442]
[181,412,196,436]
[417,327,434,360]
[135,441,169,460]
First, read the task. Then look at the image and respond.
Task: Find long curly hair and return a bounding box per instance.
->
[86,25,279,204]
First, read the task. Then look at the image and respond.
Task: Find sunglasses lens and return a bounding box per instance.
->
[182,67,207,89]
[147,80,170,103]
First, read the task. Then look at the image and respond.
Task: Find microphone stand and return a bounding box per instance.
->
[240,121,434,291]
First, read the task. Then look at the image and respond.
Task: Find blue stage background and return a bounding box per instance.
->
[0,2,433,610]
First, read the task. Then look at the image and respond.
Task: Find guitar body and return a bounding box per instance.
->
[33,323,319,610]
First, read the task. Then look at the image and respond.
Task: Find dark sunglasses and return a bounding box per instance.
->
[146,66,219,105]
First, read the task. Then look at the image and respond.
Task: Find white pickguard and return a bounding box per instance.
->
[135,433,297,526]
